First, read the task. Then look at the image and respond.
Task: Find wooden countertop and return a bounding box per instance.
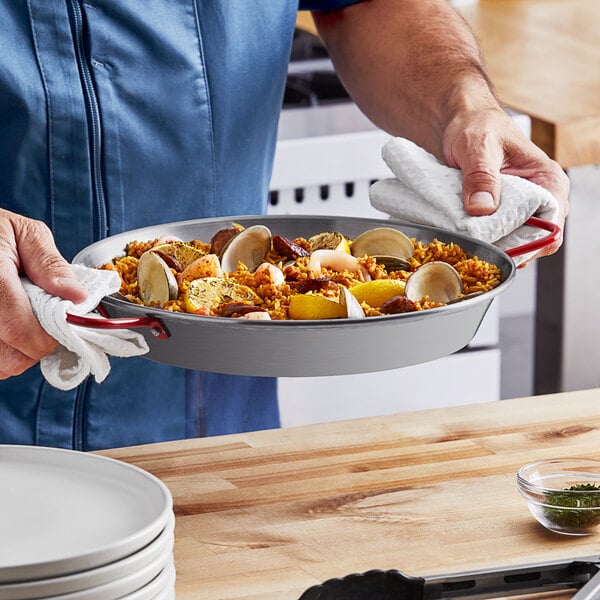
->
[461,0,600,168]
[103,388,600,599]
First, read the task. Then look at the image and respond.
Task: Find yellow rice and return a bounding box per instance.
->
[101,231,503,320]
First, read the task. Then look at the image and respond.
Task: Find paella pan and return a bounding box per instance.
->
[70,215,558,377]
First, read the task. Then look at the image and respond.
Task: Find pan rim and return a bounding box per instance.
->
[73,215,516,329]
[74,213,515,326]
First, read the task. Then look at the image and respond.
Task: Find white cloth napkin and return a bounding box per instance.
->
[369,137,560,265]
[22,264,149,391]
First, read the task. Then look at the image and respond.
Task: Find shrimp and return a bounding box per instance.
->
[308,249,371,281]
[177,253,223,283]
[255,262,285,285]
[238,311,271,320]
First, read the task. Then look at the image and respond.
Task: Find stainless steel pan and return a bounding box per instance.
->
[71,215,559,377]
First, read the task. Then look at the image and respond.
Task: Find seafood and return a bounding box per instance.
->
[405,261,462,304]
[255,262,285,285]
[339,286,365,319]
[220,225,272,273]
[177,254,223,283]
[351,227,413,271]
[136,251,178,305]
[308,249,371,281]
[104,224,503,321]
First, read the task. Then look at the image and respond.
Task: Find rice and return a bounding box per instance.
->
[100,229,503,320]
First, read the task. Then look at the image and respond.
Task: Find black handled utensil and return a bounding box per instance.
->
[298,555,600,600]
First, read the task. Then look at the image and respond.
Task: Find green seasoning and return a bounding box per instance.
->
[544,484,600,529]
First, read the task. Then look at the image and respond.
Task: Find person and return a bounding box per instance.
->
[0,0,569,451]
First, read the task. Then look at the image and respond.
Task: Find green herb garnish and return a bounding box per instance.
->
[544,484,600,529]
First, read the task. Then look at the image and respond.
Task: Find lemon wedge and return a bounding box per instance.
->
[288,293,346,320]
[308,231,351,254]
[184,277,261,313]
[151,241,203,268]
[349,280,406,307]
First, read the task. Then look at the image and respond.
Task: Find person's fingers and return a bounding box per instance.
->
[0,258,59,366]
[8,213,87,303]
[442,110,506,216]
[497,144,570,261]
[0,341,47,379]
[462,167,501,216]
[499,148,570,223]
[443,107,570,264]
[453,131,504,216]
[0,210,84,378]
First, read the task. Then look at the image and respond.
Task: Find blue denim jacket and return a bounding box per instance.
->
[0,0,361,450]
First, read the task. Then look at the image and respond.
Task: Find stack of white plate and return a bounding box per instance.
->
[0,445,175,600]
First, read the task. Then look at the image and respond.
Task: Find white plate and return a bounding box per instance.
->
[153,587,175,600]
[0,445,173,584]
[0,514,175,600]
[122,561,176,600]
[30,545,173,600]
[16,546,175,600]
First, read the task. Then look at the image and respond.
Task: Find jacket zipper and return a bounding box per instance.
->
[73,378,90,451]
[67,0,107,242]
[67,0,107,449]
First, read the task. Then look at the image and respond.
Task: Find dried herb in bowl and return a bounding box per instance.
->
[544,484,600,529]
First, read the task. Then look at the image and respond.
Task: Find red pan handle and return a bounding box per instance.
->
[65,307,170,339]
[503,216,561,258]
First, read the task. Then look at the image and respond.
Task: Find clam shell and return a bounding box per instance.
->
[405,261,462,304]
[351,227,413,261]
[447,291,484,305]
[137,251,179,305]
[373,255,411,272]
[339,286,365,319]
[220,225,272,273]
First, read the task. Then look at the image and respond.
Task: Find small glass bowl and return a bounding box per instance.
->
[517,459,600,535]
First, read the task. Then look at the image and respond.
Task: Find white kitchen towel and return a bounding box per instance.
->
[369,137,560,264]
[22,265,149,391]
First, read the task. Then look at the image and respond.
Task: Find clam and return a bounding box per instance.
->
[404,261,462,304]
[447,291,484,305]
[339,286,365,319]
[373,256,412,271]
[137,251,179,305]
[220,225,272,273]
[351,227,413,271]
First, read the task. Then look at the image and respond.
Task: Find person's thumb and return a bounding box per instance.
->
[16,221,88,303]
[461,162,501,217]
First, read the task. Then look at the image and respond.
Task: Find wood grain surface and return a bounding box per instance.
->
[461,0,600,168]
[103,389,600,599]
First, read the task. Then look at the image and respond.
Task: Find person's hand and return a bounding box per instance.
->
[0,209,88,378]
[442,105,570,262]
